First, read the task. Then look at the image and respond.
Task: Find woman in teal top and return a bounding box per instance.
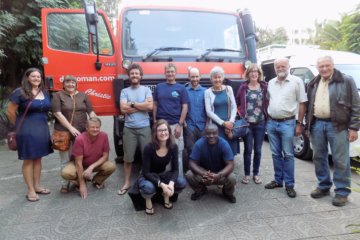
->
[204,66,238,155]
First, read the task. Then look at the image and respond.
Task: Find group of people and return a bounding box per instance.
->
[7,54,360,214]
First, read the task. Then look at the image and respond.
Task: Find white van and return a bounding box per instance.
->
[259,45,360,160]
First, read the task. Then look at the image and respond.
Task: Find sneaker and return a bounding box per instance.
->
[223,194,237,203]
[310,188,330,199]
[264,181,283,189]
[285,187,296,198]
[332,194,348,207]
[221,188,236,203]
[190,187,207,201]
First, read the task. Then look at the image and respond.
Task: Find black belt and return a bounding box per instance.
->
[269,116,295,122]
[314,117,331,122]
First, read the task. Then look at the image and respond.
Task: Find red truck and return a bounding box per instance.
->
[41,1,257,162]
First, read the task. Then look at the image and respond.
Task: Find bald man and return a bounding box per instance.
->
[186,124,236,203]
[265,57,307,198]
[184,67,207,171]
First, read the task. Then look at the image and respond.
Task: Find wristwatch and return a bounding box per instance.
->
[296,120,302,126]
[131,102,135,108]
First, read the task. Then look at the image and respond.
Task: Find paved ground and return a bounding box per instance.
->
[1,116,360,240]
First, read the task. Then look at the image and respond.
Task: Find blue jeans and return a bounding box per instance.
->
[310,120,351,196]
[266,119,296,187]
[138,176,186,199]
[243,121,266,176]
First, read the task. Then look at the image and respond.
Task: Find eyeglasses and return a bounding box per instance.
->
[157,128,168,133]
[249,70,259,73]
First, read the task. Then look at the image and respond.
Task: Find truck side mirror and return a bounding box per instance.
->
[84,1,98,35]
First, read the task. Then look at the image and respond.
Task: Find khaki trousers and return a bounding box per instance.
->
[61,161,116,185]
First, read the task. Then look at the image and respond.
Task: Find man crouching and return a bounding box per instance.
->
[185,123,237,203]
[61,117,116,199]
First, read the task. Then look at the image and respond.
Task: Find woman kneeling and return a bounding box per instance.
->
[139,119,186,215]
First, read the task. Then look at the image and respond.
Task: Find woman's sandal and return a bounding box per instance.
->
[163,202,173,209]
[145,207,154,215]
[241,175,250,184]
[253,176,262,184]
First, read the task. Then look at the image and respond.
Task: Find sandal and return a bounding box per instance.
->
[241,175,250,184]
[118,186,130,195]
[60,182,70,193]
[26,194,39,202]
[92,181,105,189]
[253,176,262,184]
[35,188,51,195]
[163,202,173,209]
[145,207,154,215]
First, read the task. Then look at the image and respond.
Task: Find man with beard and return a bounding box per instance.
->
[265,57,307,198]
[184,67,207,171]
[118,63,153,195]
[185,123,237,203]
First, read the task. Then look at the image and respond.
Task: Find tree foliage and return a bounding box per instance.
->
[315,4,360,53]
[256,27,289,49]
[0,0,82,88]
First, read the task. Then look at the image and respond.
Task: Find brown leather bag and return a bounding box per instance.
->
[52,95,75,151]
[7,132,17,151]
[52,130,71,151]
[7,91,39,151]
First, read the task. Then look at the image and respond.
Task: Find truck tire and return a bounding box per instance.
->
[113,116,124,164]
[293,130,312,160]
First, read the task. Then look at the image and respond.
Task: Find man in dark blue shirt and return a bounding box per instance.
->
[153,63,189,175]
[186,124,237,203]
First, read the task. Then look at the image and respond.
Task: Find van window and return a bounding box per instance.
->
[47,13,89,53]
[335,64,360,88]
[291,68,314,84]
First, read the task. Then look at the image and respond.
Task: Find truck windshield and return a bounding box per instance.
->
[123,9,244,59]
[335,64,360,89]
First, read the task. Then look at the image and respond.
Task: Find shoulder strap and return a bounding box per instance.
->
[69,96,76,125]
[15,90,40,133]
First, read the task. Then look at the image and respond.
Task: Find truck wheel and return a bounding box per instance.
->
[293,131,312,160]
[113,116,124,164]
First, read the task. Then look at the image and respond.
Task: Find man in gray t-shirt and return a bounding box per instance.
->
[118,63,153,195]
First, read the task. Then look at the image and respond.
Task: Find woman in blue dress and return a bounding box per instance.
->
[7,68,53,202]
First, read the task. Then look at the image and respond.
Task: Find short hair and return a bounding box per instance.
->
[244,63,264,83]
[164,63,177,72]
[317,55,334,65]
[188,67,200,77]
[205,123,218,132]
[87,117,102,127]
[152,119,175,150]
[63,75,77,89]
[274,57,289,66]
[127,63,143,77]
[210,66,225,80]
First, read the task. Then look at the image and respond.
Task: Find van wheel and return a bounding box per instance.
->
[293,131,312,160]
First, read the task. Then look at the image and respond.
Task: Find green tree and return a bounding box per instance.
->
[314,4,360,53]
[0,0,82,88]
[256,27,288,48]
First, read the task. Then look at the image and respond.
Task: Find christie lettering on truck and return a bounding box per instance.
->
[59,75,115,82]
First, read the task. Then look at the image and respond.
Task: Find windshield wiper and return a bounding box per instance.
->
[142,47,192,61]
[197,48,242,61]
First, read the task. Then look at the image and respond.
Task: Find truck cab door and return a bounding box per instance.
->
[41,8,117,115]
